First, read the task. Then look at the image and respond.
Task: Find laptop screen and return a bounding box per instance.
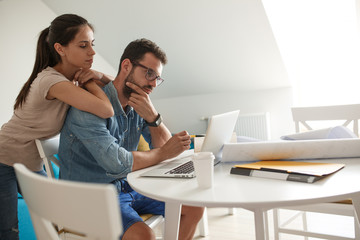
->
[201,110,240,159]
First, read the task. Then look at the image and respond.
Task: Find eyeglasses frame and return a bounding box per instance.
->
[130,61,164,86]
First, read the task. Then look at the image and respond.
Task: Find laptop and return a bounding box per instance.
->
[140,110,240,178]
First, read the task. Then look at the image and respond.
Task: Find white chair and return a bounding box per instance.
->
[14,163,122,240]
[292,104,360,136]
[273,104,360,240]
[35,135,164,238]
[35,135,60,179]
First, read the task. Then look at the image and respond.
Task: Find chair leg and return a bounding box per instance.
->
[301,211,309,240]
[276,210,309,240]
[354,213,360,239]
[273,209,280,240]
[198,208,209,237]
[264,210,269,240]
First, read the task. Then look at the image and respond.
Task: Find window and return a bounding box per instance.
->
[262,0,360,106]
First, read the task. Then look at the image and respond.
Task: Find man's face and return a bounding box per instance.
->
[122,69,153,99]
[122,53,163,99]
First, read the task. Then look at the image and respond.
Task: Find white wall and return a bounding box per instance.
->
[0,0,116,126]
[41,0,291,100]
[0,0,294,139]
[153,87,294,139]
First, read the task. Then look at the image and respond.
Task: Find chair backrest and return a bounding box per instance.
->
[35,135,165,236]
[35,135,60,179]
[291,104,360,136]
[35,134,60,178]
[14,163,122,240]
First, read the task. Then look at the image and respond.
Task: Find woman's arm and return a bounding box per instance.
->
[76,69,114,87]
[47,71,114,119]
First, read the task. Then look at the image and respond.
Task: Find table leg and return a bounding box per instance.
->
[253,210,266,240]
[198,207,209,236]
[164,202,182,240]
[352,195,360,232]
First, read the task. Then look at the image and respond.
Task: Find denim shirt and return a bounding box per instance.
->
[59,82,152,183]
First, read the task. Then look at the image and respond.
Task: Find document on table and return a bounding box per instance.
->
[222,138,360,162]
[230,160,345,183]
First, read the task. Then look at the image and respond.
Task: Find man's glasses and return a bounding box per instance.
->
[131,61,164,86]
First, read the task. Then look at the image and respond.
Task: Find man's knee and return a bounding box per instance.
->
[122,221,156,240]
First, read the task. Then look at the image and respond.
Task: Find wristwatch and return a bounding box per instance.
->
[146,113,162,127]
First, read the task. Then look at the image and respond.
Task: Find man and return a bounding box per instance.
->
[59,38,204,240]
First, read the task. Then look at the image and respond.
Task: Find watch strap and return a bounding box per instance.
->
[146,113,162,127]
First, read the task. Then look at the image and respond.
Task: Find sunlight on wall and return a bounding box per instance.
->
[262,0,360,107]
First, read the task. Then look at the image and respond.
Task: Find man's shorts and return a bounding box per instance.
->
[112,179,165,234]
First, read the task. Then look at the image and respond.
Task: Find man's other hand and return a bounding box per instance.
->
[159,131,191,160]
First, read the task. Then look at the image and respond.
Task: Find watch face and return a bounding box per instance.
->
[148,114,162,127]
[155,116,162,126]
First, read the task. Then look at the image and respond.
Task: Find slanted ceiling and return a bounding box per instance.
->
[42,0,290,100]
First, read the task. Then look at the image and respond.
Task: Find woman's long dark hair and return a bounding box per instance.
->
[14,14,93,110]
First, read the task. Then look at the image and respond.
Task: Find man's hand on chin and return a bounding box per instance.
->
[126,82,157,122]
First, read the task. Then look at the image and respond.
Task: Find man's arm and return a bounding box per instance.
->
[147,120,172,147]
[132,131,191,171]
[126,81,171,148]
[64,109,133,177]
[64,107,191,176]
[124,81,192,169]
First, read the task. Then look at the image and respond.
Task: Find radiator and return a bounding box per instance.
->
[235,112,271,140]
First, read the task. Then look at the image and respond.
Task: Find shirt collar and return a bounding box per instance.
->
[104,83,134,118]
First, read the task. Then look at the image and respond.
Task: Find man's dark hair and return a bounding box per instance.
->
[117,38,167,74]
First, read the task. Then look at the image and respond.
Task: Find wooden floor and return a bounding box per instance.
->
[190,207,355,240]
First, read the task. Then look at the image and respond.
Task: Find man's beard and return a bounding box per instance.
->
[123,72,154,99]
[123,73,135,99]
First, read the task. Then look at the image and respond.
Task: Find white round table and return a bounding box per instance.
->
[128,157,360,240]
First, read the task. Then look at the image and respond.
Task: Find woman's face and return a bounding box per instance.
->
[61,25,96,70]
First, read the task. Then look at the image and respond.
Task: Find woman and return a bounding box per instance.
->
[0,14,114,240]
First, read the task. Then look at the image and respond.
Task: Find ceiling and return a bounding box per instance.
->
[41,0,290,100]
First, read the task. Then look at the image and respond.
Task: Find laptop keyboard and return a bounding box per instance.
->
[165,161,194,175]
